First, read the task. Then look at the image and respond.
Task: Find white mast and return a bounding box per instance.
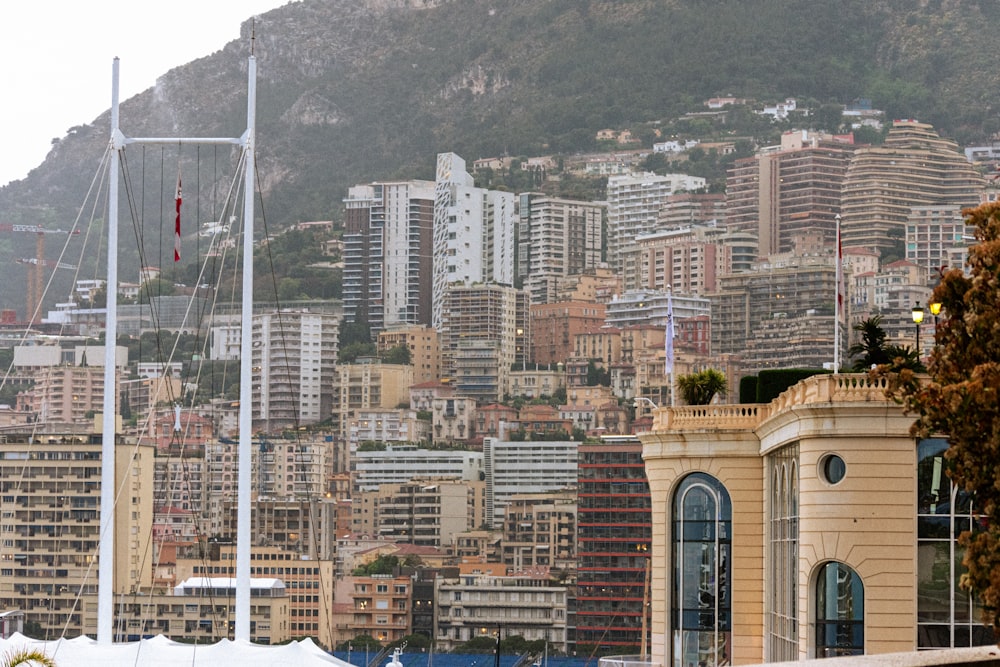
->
[235,54,257,643]
[101,54,257,644]
[98,57,123,645]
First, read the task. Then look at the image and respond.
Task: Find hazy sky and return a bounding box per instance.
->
[0,1,288,187]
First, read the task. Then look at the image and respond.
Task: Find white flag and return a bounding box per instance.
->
[665,293,675,375]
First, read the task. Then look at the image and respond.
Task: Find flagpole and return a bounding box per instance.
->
[666,288,675,406]
[834,214,842,374]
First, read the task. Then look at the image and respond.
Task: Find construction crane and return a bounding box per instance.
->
[0,223,79,323]
[16,257,78,270]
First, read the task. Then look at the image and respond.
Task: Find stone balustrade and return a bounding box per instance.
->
[650,373,893,433]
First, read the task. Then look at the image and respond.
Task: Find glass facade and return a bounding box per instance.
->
[916,437,993,648]
[767,443,799,661]
[815,562,864,656]
[671,473,732,667]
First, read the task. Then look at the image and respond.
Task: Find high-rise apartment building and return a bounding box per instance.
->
[249,310,339,432]
[482,438,579,526]
[331,360,414,437]
[432,153,517,328]
[254,436,331,501]
[343,180,435,334]
[726,130,857,257]
[576,435,651,652]
[906,204,974,283]
[606,172,706,270]
[710,246,838,371]
[0,430,153,638]
[620,223,731,294]
[501,491,577,571]
[841,120,984,255]
[352,480,486,547]
[529,301,607,367]
[517,192,605,304]
[440,284,529,404]
[352,447,483,493]
[656,192,726,230]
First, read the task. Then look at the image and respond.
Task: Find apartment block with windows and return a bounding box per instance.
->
[343,180,435,334]
[517,192,605,305]
[501,491,577,571]
[174,544,334,648]
[350,574,411,644]
[434,571,569,652]
[576,436,651,653]
[0,431,153,638]
[841,120,984,255]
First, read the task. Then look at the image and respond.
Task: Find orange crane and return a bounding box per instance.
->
[0,223,79,323]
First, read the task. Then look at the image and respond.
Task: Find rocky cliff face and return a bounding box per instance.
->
[0,0,998,314]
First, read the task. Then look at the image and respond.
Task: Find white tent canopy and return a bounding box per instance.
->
[0,633,354,667]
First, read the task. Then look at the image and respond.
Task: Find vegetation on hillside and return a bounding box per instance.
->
[2,0,1000,313]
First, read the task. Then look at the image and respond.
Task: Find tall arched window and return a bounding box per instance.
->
[672,473,732,667]
[815,561,864,657]
[768,445,799,661]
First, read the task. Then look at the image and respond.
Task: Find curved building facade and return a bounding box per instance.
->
[639,374,991,665]
[841,120,984,256]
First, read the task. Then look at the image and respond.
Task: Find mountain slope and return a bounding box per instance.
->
[0,0,997,315]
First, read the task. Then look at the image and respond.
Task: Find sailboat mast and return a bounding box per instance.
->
[98,56,123,646]
[98,53,257,645]
[235,53,257,643]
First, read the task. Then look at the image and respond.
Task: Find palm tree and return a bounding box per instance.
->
[2,648,56,667]
[676,368,727,405]
[849,315,924,372]
[848,315,890,370]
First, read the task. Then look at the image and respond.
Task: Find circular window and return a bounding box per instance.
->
[820,454,846,485]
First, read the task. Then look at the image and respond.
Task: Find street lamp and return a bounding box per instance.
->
[634,396,659,413]
[912,302,925,355]
[929,300,942,332]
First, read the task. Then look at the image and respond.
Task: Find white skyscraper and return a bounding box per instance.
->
[432,152,517,328]
[606,171,706,271]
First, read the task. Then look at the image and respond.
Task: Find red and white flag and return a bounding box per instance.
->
[174,173,182,262]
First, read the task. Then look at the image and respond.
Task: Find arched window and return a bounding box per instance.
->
[768,445,799,661]
[815,561,864,657]
[672,473,732,667]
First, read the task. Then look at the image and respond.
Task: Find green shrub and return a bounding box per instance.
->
[755,368,830,403]
[739,375,758,404]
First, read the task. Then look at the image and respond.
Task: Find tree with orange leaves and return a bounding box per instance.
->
[883,200,1000,633]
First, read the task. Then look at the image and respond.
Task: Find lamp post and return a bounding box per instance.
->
[634,396,659,414]
[912,302,925,356]
[929,300,942,334]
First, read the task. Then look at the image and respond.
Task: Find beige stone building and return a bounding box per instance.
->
[639,373,991,665]
[0,429,153,638]
[501,491,576,571]
[116,577,290,644]
[435,570,570,651]
[174,544,334,648]
[332,360,413,437]
[377,325,441,385]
